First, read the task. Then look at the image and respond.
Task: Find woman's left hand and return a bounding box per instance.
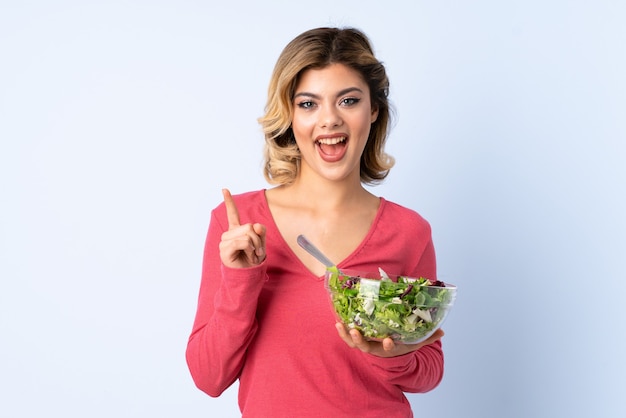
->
[335,323,444,358]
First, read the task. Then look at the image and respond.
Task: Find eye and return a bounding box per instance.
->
[296,100,315,109]
[341,97,361,106]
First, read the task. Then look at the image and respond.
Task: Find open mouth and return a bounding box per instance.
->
[316,136,347,160]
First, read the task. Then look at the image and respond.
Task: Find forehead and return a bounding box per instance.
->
[295,63,369,93]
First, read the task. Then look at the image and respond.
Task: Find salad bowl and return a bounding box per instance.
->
[325,267,457,344]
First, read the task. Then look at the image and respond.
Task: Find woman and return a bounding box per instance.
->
[186,27,445,417]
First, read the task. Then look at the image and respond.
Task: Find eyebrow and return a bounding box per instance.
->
[293,87,364,100]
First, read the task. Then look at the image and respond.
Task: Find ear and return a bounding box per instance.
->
[370,105,379,124]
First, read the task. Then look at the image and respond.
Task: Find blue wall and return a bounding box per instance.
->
[1,1,624,417]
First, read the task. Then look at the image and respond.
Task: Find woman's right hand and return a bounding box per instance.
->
[335,324,444,358]
[219,188,267,268]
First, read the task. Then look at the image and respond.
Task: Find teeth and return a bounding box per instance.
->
[317,137,346,145]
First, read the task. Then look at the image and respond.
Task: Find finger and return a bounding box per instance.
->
[406,329,445,351]
[252,223,266,258]
[335,323,356,348]
[222,188,241,229]
[382,337,396,352]
[220,237,261,269]
[421,329,445,346]
[348,329,371,353]
[418,329,444,348]
[232,224,264,262]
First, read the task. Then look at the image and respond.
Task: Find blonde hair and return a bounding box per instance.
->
[259,27,395,185]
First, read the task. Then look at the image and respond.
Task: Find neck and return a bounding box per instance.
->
[286,172,371,210]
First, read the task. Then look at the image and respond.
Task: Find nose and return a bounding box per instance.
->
[318,104,342,128]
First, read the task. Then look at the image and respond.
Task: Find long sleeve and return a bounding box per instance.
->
[350,208,445,394]
[366,340,444,393]
[185,206,267,397]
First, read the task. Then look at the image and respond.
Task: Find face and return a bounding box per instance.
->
[291,63,378,184]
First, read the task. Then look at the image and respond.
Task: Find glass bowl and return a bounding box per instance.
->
[325,267,457,344]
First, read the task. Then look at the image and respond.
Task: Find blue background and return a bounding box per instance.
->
[1,1,624,417]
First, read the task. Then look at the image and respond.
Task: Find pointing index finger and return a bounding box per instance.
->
[222,188,241,229]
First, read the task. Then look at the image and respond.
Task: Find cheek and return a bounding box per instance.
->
[291,116,315,138]
[291,124,308,146]
[356,114,374,137]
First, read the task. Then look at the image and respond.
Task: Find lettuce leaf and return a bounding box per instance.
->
[327,268,453,343]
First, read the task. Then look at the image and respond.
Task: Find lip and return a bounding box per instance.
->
[315,133,347,141]
[315,134,349,163]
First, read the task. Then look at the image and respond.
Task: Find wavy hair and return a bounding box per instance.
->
[258,27,395,185]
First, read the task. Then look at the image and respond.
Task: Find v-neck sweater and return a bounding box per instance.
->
[186,190,444,418]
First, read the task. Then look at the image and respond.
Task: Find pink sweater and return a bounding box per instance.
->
[186,190,444,418]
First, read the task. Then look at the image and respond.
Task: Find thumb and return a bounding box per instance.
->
[253,223,266,258]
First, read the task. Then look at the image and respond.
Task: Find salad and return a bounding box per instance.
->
[326,267,455,344]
